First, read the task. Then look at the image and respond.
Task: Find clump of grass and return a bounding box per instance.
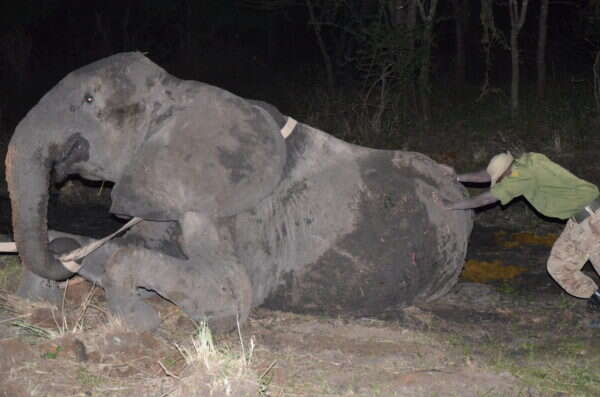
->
[0,255,22,291]
[76,367,105,387]
[496,281,519,296]
[54,279,98,336]
[0,289,57,334]
[0,280,98,340]
[485,337,600,396]
[10,319,56,339]
[162,321,264,397]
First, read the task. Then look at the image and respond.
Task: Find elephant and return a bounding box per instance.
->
[5,52,473,332]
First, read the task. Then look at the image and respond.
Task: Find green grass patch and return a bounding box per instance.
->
[41,345,62,359]
[76,367,105,388]
[0,255,21,291]
[11,319,55,339]
[486,337,600,396]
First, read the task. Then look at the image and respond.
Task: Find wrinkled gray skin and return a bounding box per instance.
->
[6,53,473,332]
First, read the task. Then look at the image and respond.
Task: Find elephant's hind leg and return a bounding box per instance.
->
[103,245,252,333]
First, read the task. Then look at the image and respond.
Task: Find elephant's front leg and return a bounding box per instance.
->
[104,246,252,332]
[17,231,120,304]
[104,212,252,332]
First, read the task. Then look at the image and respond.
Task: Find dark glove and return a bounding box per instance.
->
[588,290,600,311]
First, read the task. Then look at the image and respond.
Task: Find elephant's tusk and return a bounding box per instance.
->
[280,117,297,139]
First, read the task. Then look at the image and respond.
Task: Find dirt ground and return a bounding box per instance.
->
[1,180,600,396]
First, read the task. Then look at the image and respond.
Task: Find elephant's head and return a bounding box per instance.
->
[6,52,286,281]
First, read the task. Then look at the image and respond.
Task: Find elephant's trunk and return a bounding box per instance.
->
[5,127,73,281]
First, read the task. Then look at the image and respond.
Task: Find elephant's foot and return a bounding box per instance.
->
[41,231,161,331]
[104,246,253,333]
[15,233,88,304]
[17,268,64,305]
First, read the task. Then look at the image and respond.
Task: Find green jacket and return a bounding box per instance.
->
[491,153,598,220]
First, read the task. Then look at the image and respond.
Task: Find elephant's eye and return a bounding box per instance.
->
[84,94,94,104]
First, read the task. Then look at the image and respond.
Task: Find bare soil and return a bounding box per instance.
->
[2,224,600,396]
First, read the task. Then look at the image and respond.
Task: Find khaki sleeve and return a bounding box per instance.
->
[490,169,533,205]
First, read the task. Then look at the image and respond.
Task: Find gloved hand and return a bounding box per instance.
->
[588,291,600,328]
[588,290,600,310]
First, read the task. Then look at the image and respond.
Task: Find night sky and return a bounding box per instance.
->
[0,1,315,121]
[0,1,597,126]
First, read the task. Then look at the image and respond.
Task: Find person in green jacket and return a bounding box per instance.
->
[445,151,600,328]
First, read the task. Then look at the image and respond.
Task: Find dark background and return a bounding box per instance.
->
[1,0,600,150]
[0,0,316,124]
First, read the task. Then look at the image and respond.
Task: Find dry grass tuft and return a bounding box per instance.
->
[0,280,102,339]
[0,288,54,318]
[1,287,265,397]
[0,255,21,291]
[162,322,261,397]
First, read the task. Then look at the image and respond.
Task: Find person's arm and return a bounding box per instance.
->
[456,169,491,184]
[444,191,498,210]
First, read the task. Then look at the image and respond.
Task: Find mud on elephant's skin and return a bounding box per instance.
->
[6,52,473,332]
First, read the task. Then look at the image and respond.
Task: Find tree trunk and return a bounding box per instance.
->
[420,23,433,123]
[509,0,530,118]
[593,51,600,114]
[417,0,440,124]
[94,12,113,57]
[452,0,467,87]
[306,0,336,94]
[511,29,520,117]
[121,1,131,50]
[266,12,280,66]
[406,0,418,112]
[537,0,549,99]
[391,0,406,25]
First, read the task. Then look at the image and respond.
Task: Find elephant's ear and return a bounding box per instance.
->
[110,86,287,220]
